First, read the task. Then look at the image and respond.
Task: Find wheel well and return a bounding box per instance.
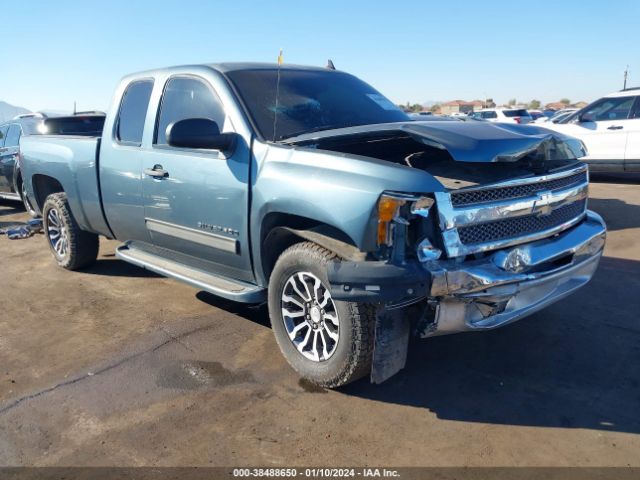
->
[14,170,23,195]
[32,175,64,211]
[260,213,361,283]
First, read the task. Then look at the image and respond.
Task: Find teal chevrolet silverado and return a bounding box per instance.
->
[20,63,606,387]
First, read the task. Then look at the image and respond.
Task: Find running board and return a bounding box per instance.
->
[115,244,266,303]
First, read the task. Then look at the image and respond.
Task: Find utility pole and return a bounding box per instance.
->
[623,66,629,90]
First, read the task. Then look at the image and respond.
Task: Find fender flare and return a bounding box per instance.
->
[266,225,367,263]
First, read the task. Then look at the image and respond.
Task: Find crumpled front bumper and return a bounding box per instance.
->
[426,210,605,336]
[328,210,606,336]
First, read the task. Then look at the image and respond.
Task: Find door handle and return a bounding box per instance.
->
[607,125,624,130]
[144,164,169,178]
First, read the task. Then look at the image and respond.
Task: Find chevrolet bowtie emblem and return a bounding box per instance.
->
[532,190,553,217]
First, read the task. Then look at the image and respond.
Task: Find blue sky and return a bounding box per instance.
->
[1,0,638,112]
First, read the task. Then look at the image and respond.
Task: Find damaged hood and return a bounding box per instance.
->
[284,121,587,163]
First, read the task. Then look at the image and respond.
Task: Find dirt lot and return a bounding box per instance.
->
[1,175,639,467]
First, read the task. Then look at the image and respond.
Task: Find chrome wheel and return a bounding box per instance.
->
[47,207,68,258]
[281,271,340,362]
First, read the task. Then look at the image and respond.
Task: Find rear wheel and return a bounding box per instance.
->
[268,242,375,388]
[42,192,99,270]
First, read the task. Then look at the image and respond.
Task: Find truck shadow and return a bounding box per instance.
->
[341,255,640,435]
[0,203,23,218]
[588,198,640,231]
[81,258,162,278]
[195,291,271,328]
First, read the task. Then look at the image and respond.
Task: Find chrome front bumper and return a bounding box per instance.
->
[422,210,606,337]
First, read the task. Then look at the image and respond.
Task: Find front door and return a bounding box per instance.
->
[141,75,253,282]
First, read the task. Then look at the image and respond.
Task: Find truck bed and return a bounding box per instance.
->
[20,135,112,236]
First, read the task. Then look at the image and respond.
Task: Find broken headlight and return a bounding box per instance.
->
[376,193,442,262]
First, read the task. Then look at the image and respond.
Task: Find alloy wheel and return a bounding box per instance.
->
[280,271,340,362]
[47,207,68,258]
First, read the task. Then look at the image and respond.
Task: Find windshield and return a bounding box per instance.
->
[226,68,409,140]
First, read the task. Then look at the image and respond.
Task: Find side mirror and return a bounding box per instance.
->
[166,118,236,151]
[579,113,595,123]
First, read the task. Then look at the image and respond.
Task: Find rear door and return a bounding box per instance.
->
[624,96,640,171]
[100,79,155,243]
[0,124,20,194]
[141,75,253,282]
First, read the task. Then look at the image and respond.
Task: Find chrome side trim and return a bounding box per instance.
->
[0,192,21,201]
[145,217,239,254]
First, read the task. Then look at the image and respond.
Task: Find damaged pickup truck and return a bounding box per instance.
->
[20,63,606,387]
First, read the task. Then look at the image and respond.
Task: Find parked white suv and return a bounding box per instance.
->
[471,108,533,124]
[542,89,640,172]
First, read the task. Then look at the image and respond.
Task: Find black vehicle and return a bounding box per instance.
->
[0,112,105,216]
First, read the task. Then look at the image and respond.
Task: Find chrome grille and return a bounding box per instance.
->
[435,165,589,257]
[457,200,587,245]
[451,171,587,206]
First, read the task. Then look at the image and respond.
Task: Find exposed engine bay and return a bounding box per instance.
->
[286,121,586,189]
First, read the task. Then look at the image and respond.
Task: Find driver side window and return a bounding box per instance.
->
[155,76,226,146]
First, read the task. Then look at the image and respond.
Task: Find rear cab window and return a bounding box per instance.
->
[45,116,105,136]
[115,80,154,145]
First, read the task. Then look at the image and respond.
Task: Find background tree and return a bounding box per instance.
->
[560,98,571,105]
[528,99,541,109]
[508,98,516,106]
[430,104,441,113]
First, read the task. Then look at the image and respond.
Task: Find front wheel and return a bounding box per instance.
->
[42,192,99,270]
[268,242,375,388]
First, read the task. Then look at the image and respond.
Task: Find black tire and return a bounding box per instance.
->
[42,192,99,270]
[268,242,375,388]
[18,174,38,218]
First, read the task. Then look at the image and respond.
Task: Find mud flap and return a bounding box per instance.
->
[371,307,411,384]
